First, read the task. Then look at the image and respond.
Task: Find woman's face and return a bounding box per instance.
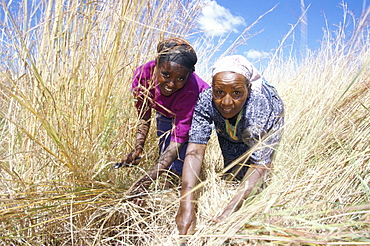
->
[156,60,191,96]
[212,71,251,119]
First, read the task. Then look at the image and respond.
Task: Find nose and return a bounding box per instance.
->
[221,94,233,107]
[166,80,175,88]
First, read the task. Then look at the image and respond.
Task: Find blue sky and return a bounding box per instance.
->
[196,0,369,66]
[2,0,368,69]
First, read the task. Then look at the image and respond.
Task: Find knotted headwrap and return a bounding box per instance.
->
[156,38,197,71]
[211,55,263,91]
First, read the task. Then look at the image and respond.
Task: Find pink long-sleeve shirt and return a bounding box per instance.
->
[131,60,209,143]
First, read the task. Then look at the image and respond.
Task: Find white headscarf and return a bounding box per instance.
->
[211,55,263,91]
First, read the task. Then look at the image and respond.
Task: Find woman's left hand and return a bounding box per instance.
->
[126,176,151,206]
[213,164,270,222]
[212,205,234,223]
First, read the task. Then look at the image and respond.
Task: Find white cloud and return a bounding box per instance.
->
[244,49,271,60]
[198,0,245,36]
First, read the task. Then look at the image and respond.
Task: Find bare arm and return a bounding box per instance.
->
[176,143,206,235]
[214,163,271,222]
[129,140,184,196]
[122,113,151,165]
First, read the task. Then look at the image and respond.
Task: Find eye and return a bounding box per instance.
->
[232,90,243,99]
[177,77,186,82]
[161,72,170,78]
[213,89,224,98]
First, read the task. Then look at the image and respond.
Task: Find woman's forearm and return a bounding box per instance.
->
[135,117,151,150]
[219,164,270,219]
[146,141,183,179]
[180,143,206,203]
[239,164,270,199]
[121,114,151,166]
[176,143,206,235]
[129,141,183,194]
[230,168,266,210]
[213,164,271,223]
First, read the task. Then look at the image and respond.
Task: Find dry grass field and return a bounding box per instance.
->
[0,0,369,245]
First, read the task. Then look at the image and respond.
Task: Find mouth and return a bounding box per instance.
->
[164,86,173,93]
[222,108,234,113]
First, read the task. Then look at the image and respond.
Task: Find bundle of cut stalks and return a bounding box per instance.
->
[0,0,369,245]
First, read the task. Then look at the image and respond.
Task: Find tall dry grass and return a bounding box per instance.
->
[0,0,205,244]
[0,0,369,245]
[189,6,370,246]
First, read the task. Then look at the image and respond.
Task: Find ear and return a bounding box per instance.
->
[246,82,252,95]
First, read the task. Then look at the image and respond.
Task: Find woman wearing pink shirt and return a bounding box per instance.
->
[116,38,209,200]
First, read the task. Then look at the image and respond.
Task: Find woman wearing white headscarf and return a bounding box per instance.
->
[176,55,284,235]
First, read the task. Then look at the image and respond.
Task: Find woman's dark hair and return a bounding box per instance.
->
[156,38,197,71]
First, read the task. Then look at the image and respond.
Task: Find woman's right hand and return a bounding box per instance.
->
[122,148,143,166]
[176,203,196,235]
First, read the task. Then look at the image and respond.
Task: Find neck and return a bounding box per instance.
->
[228,111,241,125]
